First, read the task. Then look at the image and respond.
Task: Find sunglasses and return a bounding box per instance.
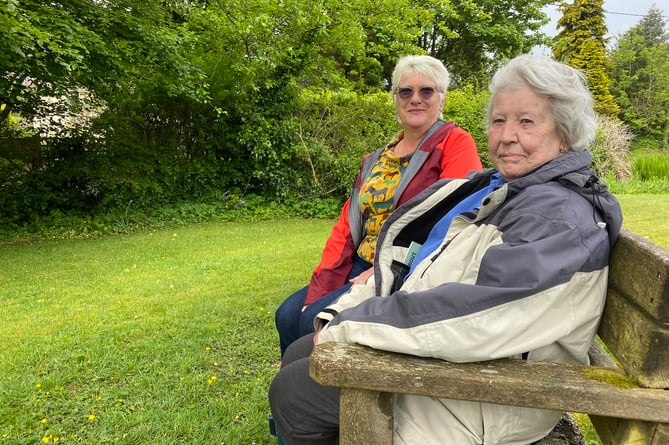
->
[395,86,438,100]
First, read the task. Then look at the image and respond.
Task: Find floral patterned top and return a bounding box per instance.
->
[356,134,411,262]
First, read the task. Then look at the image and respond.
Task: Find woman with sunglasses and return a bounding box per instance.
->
[275,55,483,357]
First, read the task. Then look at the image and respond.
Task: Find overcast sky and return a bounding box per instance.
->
[541,1,667,37]
[535,1,667,53]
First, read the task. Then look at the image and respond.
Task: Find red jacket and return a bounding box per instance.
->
[304,120,482,305]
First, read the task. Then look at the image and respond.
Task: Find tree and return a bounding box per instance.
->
[0,0,569,225]
[416,0,552,87]
[608,6,669,146]
[0,0,207,134]
[553,0,619,117]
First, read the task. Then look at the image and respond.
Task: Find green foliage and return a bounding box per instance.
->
[553,0,619,117]
[287,89,398,199]
[629,135,665,152]
[443,85,492,167]
[0,0,571,228]
[417,0,552,87]
[632,152,669,181]
[608,7,669,145]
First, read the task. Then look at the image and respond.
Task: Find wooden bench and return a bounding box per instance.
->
[309,228,669,444]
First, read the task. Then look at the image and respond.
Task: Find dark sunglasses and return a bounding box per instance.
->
[395,86,438,100]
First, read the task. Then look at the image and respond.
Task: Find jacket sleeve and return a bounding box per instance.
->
[304,198,356,306]
[438,126,482,179]
[314,276,376,328]
[317,193,612,363]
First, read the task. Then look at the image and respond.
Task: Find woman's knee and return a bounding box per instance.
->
[282,333,315,367]
[269,356,340,445]
[276,286,308,330]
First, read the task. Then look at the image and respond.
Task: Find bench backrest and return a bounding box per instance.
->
[597,228,669,388]
[589,228,669,444]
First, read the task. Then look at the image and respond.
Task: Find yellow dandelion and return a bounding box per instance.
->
[88,414,95,421]
[41,418,47,424]
[35,383,41,389]
[41,437,49,443]
[205,346,211,351]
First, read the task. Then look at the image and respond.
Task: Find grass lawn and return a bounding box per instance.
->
[614,193,669,247]
[0,194,666,444]
[0,220,333,445]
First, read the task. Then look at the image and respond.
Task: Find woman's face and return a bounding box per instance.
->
[488,85,564,182]
[394,73,444,133]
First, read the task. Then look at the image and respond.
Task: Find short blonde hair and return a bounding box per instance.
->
[391,55,450,121]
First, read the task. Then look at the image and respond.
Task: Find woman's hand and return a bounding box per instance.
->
[349,267,374,285]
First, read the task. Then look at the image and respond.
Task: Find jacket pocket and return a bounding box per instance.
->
[390,260,410,293]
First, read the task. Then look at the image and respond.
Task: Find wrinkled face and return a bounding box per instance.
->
[394,73,444,132]
[488,85,565,181]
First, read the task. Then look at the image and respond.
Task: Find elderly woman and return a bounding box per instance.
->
[269,54,623,444]
[275,55,482,356]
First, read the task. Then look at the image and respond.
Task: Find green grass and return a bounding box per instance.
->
[0,220,333,444]
[615,193,669,247]
[1,193,667,445]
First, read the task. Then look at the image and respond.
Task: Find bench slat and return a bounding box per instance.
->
[599,286,669,388]
[310,342,669,423]
[599,229,669,388]
[608,229,669,323]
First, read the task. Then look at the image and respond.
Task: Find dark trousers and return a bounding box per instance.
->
[269,333,340,445]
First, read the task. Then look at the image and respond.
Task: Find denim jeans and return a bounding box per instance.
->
[275,255,371,356]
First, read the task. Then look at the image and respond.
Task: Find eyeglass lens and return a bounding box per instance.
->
[396,87,436,100]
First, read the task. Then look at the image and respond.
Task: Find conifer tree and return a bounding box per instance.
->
[609,6,669,145]
[552,0,619,117]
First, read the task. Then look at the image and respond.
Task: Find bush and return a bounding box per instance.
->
[287,88,397,200]
[590,115,633,180]
[443,85,491,167]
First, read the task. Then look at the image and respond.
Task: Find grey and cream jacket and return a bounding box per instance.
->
[316,150,623,445]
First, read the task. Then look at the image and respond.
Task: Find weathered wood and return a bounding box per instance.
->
[310,342,669,423]
[589,416,669,445]
[339,388,393,444]
[608,229,669,323]
[599,287,669,388]
[600,229,669,389]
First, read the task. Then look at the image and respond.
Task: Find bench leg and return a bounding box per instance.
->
[339,388,394,444]
[590,416,669,445]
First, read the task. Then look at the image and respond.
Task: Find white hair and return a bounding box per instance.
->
[487,54,596,151]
